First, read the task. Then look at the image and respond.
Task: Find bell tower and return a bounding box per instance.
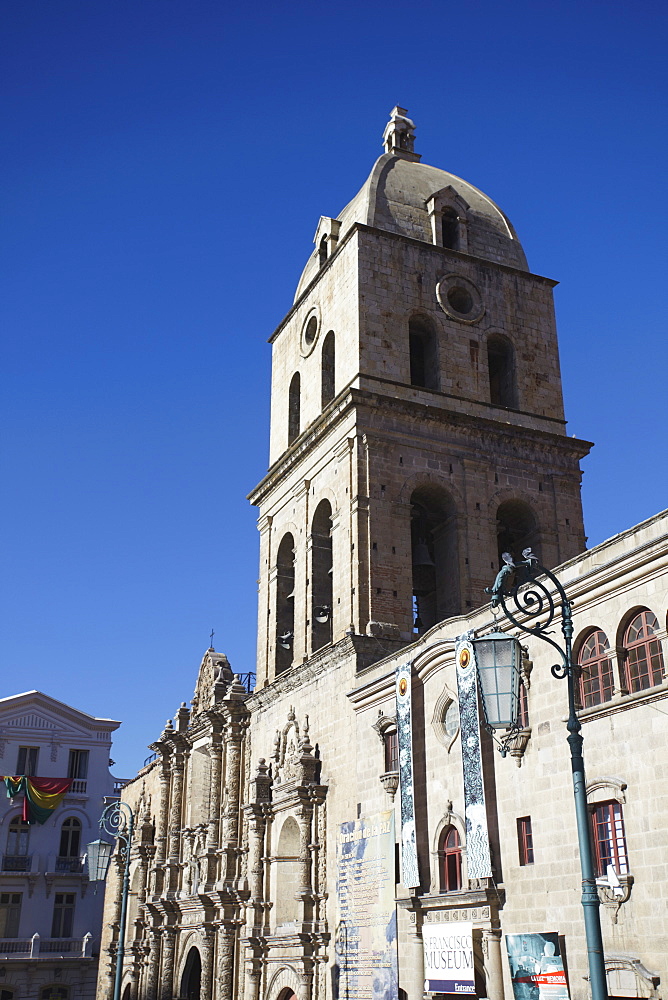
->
[249,108,591,685]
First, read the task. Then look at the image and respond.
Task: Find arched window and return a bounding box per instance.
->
[288,372,300,445]
[577,630,614,708]
[438,826,462,892]
[5,817,30,871]
[275,817,301,925]
[57,817,82,872]
[409,318,439,390]
[318,235,328,268]
[622,610,664,692]
[311,500,333,653]
[411,486,459,630]
[180,947,202,1000]
[59,817,81,859]
[496,499,541,566]
[592,800,628,877]
[275,534,295,676]
[441,208,459,250]
[321,331,335,408]
[487,335,516,408]
[40,989,68,1000]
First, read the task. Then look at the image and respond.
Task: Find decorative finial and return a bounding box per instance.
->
[209,628,215,649]
[382,106,421,161]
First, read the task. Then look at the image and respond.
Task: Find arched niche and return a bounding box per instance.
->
[321,331,335,408]
[496,499,541,566]
[275,533,295,676]
[410,484,460,630]
[487,334,516,408]
[274,816,301,927]
[409,316,440,390]
[311,499,333,653]
[288,372,300,445]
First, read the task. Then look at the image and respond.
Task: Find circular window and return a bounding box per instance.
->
[300,309,321,356]
[436,274,484,323]
[304,317,317,345]
[447,286,473,315]
[432,694,460,751]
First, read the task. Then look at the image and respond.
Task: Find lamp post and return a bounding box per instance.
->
[87,800,134,1000]
[473,550,608,1000]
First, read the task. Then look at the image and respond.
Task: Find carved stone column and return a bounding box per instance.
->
[482,927,504,1000]
[200,925,216,1000]
[216,923,236,1000]
[220,681,248,883]
[208,739,224,848]
[247,812,267,905]
[160,926,177,1000]
[299,969,313,1000]
[222,731,243,844]
[297,799,315,927]
[244,957,262,1000]
[151,757,171,895]
[145,927,161,1000]
[168,754,185,861]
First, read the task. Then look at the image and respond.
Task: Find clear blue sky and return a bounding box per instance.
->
[2,0,666,776]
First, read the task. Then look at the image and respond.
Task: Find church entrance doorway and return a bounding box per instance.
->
[180,947,202,1000]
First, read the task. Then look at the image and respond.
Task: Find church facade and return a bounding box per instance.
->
[97,110,668,1000]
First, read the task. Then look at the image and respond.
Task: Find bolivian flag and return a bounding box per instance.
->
[3,776,72,824]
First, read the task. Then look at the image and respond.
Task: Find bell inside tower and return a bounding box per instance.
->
[411,487,460,633]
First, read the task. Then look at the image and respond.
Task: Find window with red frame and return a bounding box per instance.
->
[383,730,399,773]
[438,825,462,892]
[623,610,664,693]
[517,816,534,865]
[592,801,628,876]
[577,630,614,708]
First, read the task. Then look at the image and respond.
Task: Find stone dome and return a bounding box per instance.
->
[295,109,528,301]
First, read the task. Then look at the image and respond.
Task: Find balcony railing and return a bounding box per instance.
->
[0,934,93,959]
[2,855,31,872]
[237,671,256,693]
[68,779,87,795]
[55,856,83,873]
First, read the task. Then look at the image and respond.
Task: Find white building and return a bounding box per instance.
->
[0,691,121,1000]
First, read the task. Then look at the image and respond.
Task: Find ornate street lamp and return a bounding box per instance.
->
[87,800,134,1000]
[471,630,522,732]
[474,550,607,1000]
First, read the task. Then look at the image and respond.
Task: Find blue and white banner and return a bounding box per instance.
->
[456,639,492,880]
[396,662,420,889]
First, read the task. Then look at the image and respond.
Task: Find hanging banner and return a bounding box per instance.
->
[455,639,492,879]
[3,776,72,825]
[423,921,475,995]
[335,811,398,1000]
[396,662,420,888]
[505,932,570,1000]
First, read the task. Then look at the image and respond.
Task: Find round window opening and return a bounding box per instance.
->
[447,286,473,315]
[304,316,318,346]
[444,701,460,739]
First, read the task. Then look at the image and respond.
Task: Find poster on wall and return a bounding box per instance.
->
[505,932,570,1000]
[335,811,398,1000]
[423,921,475,995]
